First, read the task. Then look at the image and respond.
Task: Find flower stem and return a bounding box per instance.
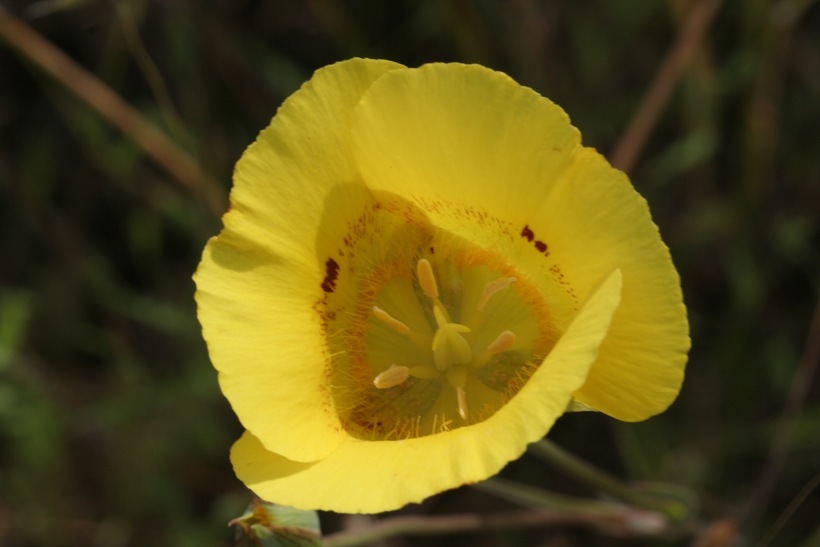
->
[476,478,665,525]
[609,0,725,173]
[529,439,692,521]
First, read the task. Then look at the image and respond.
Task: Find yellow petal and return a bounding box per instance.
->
[351,63,578,247]
[350,63,687,421]
[227,58,404,264]
[347,62,584,388]
[539,149,689,420]
[194,59,405,462]
[231,270,623,513]
[196,240,341,463]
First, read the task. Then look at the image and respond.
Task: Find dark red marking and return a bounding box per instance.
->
[522,225,550,256]
[321,258,340,293]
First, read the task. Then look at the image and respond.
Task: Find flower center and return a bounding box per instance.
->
[373,258,522,421]
[340,248,556,440]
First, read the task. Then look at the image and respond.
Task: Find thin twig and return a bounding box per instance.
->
[114,1,186,139]
[0,6,226,217]
[324,508,672,547]
[740,298,820,528]
[609,0,724,174]
[755,470,820,547]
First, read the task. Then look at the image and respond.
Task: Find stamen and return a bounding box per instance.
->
[477,276,517,311]
[486,330,516,354]
[445,367,470,421]
[417,258,439,299]
[456,387,469,421]
[473,330,517,368]
[372,306,411,335]
[373,364,410,389]
[362,251,542,437]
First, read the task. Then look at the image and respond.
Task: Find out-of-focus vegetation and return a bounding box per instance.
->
[0,1,817,546]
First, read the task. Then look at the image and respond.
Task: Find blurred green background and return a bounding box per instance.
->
[0,1,818,546]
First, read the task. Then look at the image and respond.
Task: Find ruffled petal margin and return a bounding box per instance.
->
[537,148,689,420]
[194,59,405,463]
[350,63,579,257]
[349,62,688,421]
[231,270,623,513]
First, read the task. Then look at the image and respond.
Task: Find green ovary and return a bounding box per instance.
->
[341,251,555,441]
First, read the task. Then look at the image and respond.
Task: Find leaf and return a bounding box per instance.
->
[229,497,322,547]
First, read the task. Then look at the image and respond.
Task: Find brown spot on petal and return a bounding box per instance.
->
[521,225,550,257]
[321,258,340,293]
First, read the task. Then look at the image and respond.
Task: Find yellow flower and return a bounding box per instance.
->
[194,59,689,513]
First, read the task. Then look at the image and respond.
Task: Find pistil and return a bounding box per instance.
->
[369,256,535,428]
[431,304,473,370]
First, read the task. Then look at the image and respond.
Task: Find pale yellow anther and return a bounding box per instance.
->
[373,364,410,389]
[417,258,439,299]
[486,330,516,354]
[372,306,411,335]
[445,365,470,419]
[456,386,469,421]
[477,276,517,311]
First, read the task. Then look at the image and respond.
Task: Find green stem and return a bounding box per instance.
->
[476,478,660,520]
[529,439,691,521]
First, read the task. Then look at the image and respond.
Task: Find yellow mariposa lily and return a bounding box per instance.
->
[194,59,689,513]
